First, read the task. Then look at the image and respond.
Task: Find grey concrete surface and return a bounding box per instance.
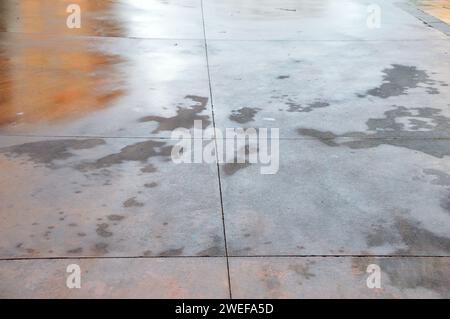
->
[230,257,450,298]
[0,136,224,258]
[221,139,450,256]
[0,34,212,138]
[209,40,450,137]
[0,0,205,39]
[0,0,450,298]
[202,0,448,40]
[0,258,229,298]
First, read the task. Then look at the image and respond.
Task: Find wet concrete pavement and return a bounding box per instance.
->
[1,0,450,298]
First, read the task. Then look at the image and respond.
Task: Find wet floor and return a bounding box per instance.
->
[1,0,450,298]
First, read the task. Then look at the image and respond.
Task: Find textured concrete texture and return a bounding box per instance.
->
[0,258,230,298]
[221,139,450,256]
[0,136,224,258]
[229,257,450,298]
[1,0,450,298]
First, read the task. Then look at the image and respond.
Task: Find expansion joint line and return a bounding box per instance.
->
[200,0,233,299]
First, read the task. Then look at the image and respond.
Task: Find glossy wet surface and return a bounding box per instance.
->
[1,0,450,298]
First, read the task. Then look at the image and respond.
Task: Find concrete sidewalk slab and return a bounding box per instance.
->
[203,0,448,40]
[229,257,450,298]
[0,34,212,138]
[0,0,204,39]
[0,0,449,299]
[221,139,450,256]
[0,257,229,298]
[0,136,224,258]
[208,40,450,138]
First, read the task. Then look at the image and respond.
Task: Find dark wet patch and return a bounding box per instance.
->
[143,250,152,256]
[79,140,171,170]
[138,95,210,132]
[277,8,296,12]
[426,87,440,95]
[222,144,256,176]
[358,64,446,99]
[67,247,83,254]
[440,195,450,212]
[285,102,302,112]
[93,242,108,255]
[352,257,450,298]
[141,163,157,173]
[96,223,113,238]
[364,107,450,135]
[196,235,224,256]
[366,222,400,248]
[0,139,105,167]
[43,230,52,240]
[381,258,450,297]
[422,169,450,212]
[297,128,339,146]
[159,247,184,257]
[223,162,251,176]
[288,262,316,280]
[287,101,330,113]
[196,246,224,256]
[307,101,330,110]
[123,197,144,208]
[367,216,450,255]
[298,106,450,158]
[423,169,450,186]
[144,182,158,188]
[107,214,125,221]
[229,107,261,124]
[87,168,112,178]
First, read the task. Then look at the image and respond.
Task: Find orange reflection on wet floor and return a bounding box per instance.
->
[418,0,450,24]
[0,35,125,125]
[0,0,123,37]
[0,0,125,126]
